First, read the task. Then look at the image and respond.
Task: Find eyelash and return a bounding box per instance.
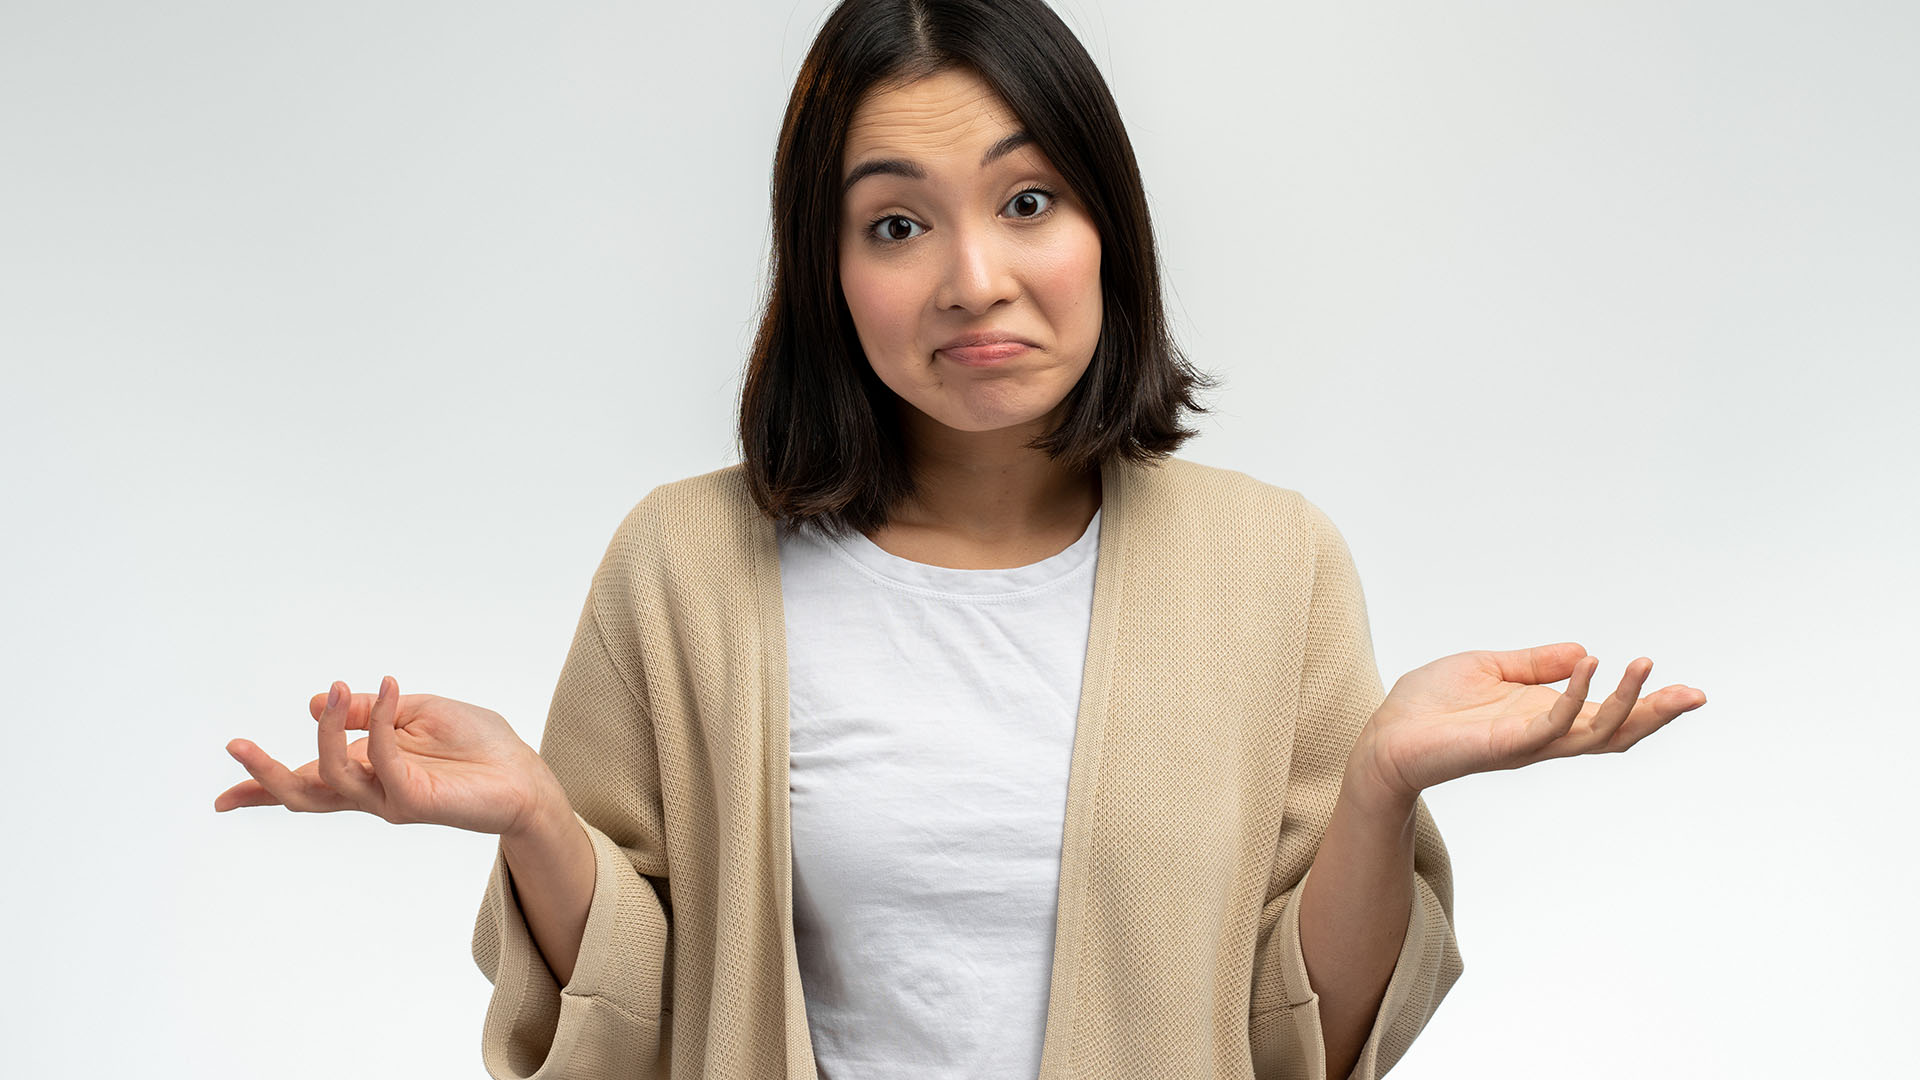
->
[864,185,1060,247]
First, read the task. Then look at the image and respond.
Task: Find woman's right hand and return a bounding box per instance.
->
[215,675,564,838]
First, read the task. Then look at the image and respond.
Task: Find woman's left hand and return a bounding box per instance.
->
[1351,641,1708,803]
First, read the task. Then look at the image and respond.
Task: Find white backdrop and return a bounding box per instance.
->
[3,1,1914,1076]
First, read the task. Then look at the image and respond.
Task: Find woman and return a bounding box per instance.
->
[214,1,1708,1078]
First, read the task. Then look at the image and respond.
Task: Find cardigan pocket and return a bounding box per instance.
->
[1249,993,1329,1080]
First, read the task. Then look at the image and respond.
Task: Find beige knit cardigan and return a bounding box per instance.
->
[471,454,1464,1079]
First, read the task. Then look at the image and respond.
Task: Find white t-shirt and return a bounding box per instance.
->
[776,508,1102,1079]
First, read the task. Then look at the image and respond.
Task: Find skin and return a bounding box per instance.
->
[838,66,1104,569]
[216,63,1712,1080]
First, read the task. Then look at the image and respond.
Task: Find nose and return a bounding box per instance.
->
[934,222,1019,314]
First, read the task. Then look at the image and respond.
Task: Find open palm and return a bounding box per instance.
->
[1353,642,1708,802]
[215,676,556,837]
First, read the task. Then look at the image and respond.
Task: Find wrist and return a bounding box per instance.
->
[505,764,575,849]
[1343,728,1420,822]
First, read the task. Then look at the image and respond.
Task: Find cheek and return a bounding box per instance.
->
[1033,221,1103,330]
[838,247,919,352]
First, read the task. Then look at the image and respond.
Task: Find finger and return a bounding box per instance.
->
[1531,653,1596,756]
[309,690,375,729]
[1483,641,1588,687]
[1602,683,1704,753]
[310,690,429,730]
[214,779,275,811]
[1586,657,1654,751]
[215,746,280,810]
[1652,684,1710,711]
[1602,704,1675,753]
[359,676,403,820]
[225,738,352,813]
[317,681,382,807]
[368,674,401,780]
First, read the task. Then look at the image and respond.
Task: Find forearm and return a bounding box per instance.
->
[1296,746,1419,1080]
[500,794,598,988]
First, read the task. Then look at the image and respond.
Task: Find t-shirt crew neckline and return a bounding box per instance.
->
[820,508,1102,601]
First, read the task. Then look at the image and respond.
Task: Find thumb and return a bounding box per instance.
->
[1482,641,1588,686]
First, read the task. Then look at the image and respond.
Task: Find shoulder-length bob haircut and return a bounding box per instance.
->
[739,0,1218,539]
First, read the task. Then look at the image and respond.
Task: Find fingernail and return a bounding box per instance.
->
[328,684,341,709]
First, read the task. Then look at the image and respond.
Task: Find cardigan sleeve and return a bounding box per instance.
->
[470,542,673,1080]
[1248,498,1465,1080]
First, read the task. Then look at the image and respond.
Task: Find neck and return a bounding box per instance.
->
[888,402,1101,543]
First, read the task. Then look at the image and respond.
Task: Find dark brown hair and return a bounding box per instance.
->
[738,0,1218,539]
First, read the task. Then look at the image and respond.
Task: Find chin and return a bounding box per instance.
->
[936,403,1066,434]
[891,380,1074,436]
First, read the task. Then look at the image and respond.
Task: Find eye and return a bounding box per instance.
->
[868,215,926,244]
[1004,186,1056,219]
[863,185,1060,247]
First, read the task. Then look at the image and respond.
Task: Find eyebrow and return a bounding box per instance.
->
[841,130,1035,196]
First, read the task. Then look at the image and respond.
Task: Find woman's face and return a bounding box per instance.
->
[837,67,1103,441]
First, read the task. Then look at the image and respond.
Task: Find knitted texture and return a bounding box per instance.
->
[471,455,1463,1079]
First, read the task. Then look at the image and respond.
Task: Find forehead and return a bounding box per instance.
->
[842,68,1021,169]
